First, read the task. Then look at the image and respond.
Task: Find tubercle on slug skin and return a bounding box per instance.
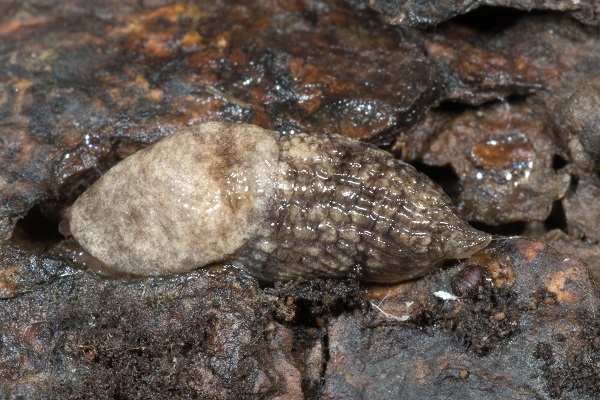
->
[67,122,491,283]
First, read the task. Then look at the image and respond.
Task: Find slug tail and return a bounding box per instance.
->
[452,229,492,260]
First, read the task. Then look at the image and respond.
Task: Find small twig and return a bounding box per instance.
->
[206,85,255,109]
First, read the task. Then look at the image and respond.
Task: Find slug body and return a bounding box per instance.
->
[67,122,490,283]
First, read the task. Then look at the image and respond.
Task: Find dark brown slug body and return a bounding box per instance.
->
[67,122,490,283]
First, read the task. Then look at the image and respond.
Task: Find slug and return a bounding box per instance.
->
[64,122,491,283]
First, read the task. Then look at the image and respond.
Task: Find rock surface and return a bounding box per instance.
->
[2,0,600,398]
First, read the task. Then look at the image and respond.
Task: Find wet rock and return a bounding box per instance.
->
[561,177,600,242]
[369,0,600,28]
[325,238,600,399]
[558,77,600,171]
[0,243,302,399]
[549,176,600,284]
[422,19,551,105]
[422,100,570,224]
[547,229,600,284]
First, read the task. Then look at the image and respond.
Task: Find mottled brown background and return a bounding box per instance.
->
[1,0,600,398]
